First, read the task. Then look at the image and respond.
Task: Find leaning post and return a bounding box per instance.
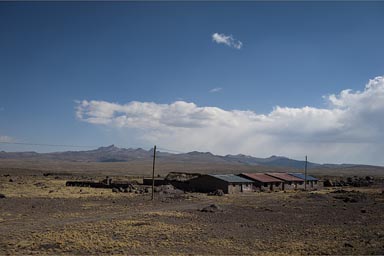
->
[151,145,156,201]
[304,155,308,191]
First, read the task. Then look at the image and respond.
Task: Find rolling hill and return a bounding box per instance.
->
[0,144,380,170]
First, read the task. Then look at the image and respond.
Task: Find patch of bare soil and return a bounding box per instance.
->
[0,170,383,255]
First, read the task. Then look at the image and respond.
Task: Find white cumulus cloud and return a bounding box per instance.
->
[212,33,243,49]
[76,76,384,165]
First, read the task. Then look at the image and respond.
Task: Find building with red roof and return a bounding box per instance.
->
[265,172,305,190]
[238,173,283,191]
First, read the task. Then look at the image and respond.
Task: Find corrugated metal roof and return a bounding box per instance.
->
[265,172,304,182]
[240,173,282,183]
[289,173,319,181]
[208,174,253,183]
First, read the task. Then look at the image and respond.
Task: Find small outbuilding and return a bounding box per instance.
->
[164,172,202,191]
[265,172,305,190]
[238,173,283,191]
[189,174,254,194]
[289,173,319,190]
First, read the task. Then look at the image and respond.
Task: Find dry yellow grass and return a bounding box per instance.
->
[17,218,201,254]
[144,211,193,218]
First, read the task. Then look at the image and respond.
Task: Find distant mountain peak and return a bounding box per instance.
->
[268,155,287,159]
[0,145,376,169]
[187,151,214,156]
[236,153,253,158]
[96,144,120,151]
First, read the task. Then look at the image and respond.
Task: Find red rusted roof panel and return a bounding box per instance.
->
[265,172,304,182]
[240,173,283,183]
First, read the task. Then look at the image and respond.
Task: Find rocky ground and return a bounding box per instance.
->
[0,169,383,255]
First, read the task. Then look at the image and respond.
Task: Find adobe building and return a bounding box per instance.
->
[189,174,253,194]
[238,173,283,191]
[289,173,320,190]
[265,172,305,190]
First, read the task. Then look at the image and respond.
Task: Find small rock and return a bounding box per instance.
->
[200,204,222,213]
[112,188,119,193]
[323,179,333,187]
[208,189,224,196]
[34,182,46,188]
[331,189,348,194]
[263,207,273,212]
[344,242,353,248]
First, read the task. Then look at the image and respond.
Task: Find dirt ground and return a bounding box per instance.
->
[0,169,384,255]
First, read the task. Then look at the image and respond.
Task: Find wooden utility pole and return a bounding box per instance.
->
[151,145,156,201]
[304,155,308,191]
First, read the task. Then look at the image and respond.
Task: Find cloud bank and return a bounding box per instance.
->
[0,135,13,143]
[212,33,242,49]
[76,76,384,165]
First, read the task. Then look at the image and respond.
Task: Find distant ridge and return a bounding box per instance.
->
[0,145,381,170]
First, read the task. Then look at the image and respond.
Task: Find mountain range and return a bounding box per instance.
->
[0,144,379,170]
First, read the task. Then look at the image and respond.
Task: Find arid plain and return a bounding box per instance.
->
[0,160,384,255]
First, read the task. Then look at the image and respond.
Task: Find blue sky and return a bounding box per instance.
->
[1,2,384,164]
